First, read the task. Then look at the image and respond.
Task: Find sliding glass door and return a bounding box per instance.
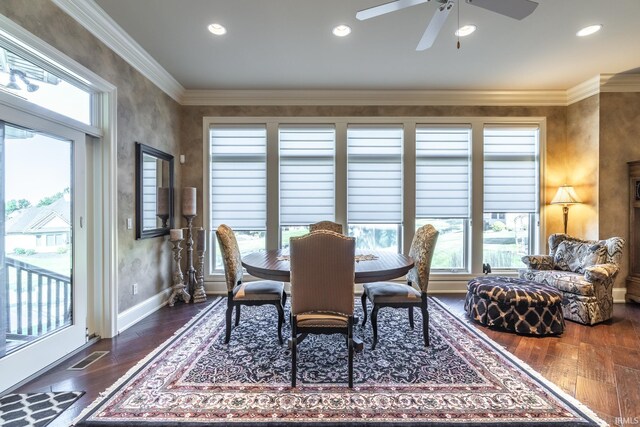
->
[0,113,87,391]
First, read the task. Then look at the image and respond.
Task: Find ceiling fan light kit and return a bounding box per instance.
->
[356,0,538,50]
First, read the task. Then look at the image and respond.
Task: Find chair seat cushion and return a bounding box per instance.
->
[363,282,421,303]
[233,280,284,301]
[296,313,348,328]
[519,270,595,296]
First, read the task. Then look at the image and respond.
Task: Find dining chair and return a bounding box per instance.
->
[361,224,439,350]
[309,220,343,234]
[216,224,286,345]
[289,230,356,388]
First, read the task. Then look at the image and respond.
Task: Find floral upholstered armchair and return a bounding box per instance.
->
[519,234,625,325]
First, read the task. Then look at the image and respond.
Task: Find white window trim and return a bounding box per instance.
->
[0,14,118,339]
[203,116,546,293]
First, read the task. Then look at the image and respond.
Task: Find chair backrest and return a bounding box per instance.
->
[289,230,355,316]
[407,224,439,293]
[309,220,343,234]
[548,233,625,266]
[215,224,243,291]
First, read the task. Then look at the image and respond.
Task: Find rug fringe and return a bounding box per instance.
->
[431,297,609,427]
[71,297,223,426]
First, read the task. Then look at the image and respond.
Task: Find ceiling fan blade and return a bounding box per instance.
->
[465,0,538,20]
[356,0,430,21]
[416,0,453,51]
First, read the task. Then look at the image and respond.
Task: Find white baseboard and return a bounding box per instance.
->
[613,288,627,303]
[117,289,172,334]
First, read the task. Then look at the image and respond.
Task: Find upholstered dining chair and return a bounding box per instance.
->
[309,220,343,234]
[289,230,356,388]
[361,224,439,350]
[216,224,286,345]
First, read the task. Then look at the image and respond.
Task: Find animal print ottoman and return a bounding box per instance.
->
[464,276,564,335]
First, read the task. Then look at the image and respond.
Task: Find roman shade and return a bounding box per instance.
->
[483,125,539,213]
[279,125,335,225]
[347,125,403,224]
[210,125,267,230]
[416,125,471,218]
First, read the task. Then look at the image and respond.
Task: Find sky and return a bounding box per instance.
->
[5,130,71,204]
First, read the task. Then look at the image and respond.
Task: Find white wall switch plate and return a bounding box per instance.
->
[127,218,133,229]
[132,283,138,295]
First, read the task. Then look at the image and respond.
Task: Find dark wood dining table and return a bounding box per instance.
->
[242,249,415,284]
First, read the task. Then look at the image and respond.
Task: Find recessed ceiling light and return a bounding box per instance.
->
[332,25,352,37]
[208,23,227,36]
[576,24,602,37]
[455,25,477,37]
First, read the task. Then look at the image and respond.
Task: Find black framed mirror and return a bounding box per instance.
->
[135,142,174,239]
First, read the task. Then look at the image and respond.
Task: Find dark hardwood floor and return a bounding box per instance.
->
[13,295,640,427]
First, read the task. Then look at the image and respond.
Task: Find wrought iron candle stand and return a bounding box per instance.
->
[168,237,190,306]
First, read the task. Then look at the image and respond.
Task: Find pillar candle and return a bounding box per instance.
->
[156,187,169,216]
[170,228,183,241]
[197,228,206,252]
[182,187,197,216]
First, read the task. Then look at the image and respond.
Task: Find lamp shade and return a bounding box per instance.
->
[550,185,582,205]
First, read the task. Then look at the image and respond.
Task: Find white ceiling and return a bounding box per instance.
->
[93,0,640,92]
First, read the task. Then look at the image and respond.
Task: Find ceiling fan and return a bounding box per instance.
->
[356,0,539,51]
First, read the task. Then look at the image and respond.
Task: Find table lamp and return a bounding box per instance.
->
[550,184,582,234]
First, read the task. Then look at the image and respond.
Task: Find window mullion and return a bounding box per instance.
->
[335,122,347,232]
[403,122,416,255]
[470,120,484,275]
[266,122,279,250]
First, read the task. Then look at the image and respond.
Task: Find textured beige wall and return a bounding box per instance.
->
[181,105,568,246]
[566,95,600,240]
[0,0,182,313]
[599,92,640,287]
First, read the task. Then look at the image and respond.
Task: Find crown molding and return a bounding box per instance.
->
[600,73,640,92]
[566,75,603,105]
[181,89,568,106]
[44,2,640,107]
[51,0,184,103]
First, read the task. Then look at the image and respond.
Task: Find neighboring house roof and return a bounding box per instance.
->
[5,198,71,234]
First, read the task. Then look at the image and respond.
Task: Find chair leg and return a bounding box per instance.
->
[276,302,284,345]
[224,304,234,344]
[235,304,241,327]
[291,316,297,388]
[408,306,414,329]
[282,291,288,325]
[371,305,380,350]
[361,292,368,326]
[348,318,354,388]
[421,297,429,347]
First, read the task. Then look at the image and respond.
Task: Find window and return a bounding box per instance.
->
[347,125,402,252]
[483,126,539,269]
[416,126,471,270]
[204,117,543,276]
[279,125,335,248]
[0,46,92,124]
[210,125,267,270]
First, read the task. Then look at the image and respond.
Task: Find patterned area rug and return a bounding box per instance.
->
[0,391,83,427]
[74,298,605,426]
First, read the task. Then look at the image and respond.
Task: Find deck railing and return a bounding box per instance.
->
[4,256,71,340]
